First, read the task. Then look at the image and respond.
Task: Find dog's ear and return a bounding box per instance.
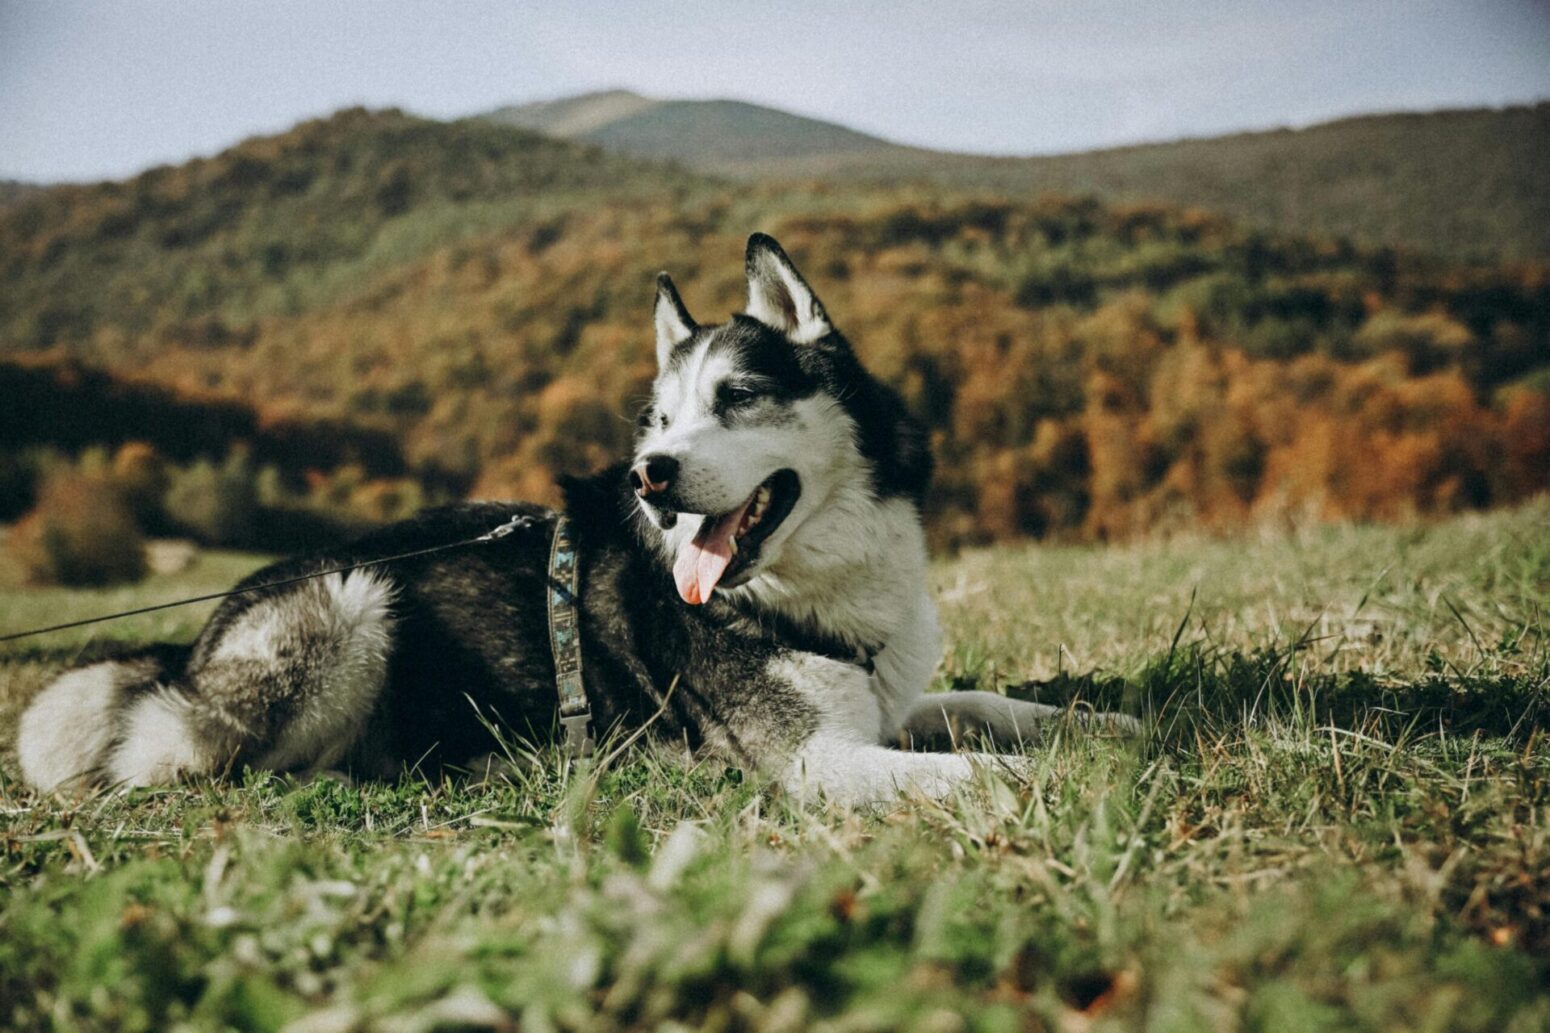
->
[745,233,831,343]
[654,272,697,366]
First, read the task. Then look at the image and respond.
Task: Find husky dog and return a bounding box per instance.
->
[17,235,1131,805]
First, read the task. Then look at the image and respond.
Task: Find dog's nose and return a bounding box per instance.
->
[629,454,678,499]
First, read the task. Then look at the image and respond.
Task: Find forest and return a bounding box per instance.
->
[0,108,1545,576]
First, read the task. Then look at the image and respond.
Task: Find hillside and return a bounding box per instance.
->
[488,94,1550,262]
[0,181,40,209]
[0,107,701,350]
[0,108,1546,551]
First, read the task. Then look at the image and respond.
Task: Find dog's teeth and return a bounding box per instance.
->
[728,537,739,556]
[735,483,774,541]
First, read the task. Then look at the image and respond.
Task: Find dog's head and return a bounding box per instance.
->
[633,233,931,606]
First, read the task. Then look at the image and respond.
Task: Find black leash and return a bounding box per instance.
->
[0,513,542,644]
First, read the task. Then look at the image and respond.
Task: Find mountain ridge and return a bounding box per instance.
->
[0,106,703,350]
[486,92,1550,261]
[0,180,41,208]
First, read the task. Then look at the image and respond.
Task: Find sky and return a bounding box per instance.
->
[2,0,1548,183]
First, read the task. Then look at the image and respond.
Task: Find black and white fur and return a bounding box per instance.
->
[17,235,1131,806]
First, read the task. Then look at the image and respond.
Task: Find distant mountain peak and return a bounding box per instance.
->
[486,91,897,163]
[488,89,663,138]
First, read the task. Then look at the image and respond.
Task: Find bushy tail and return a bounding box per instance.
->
[16,646,190,792]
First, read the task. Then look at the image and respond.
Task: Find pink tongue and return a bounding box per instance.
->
[673,504,749,604]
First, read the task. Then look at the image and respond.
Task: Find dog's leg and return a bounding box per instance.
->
[781,732,1014,806]
[106,570,396,786]
[761,652,1018,806]
[899,690,1140,752]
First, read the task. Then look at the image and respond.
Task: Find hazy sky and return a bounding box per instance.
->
[2,0,1548,182]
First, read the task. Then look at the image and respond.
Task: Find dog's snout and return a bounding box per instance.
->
[629,454,679,499]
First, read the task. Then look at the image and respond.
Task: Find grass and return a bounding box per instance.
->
[1,501,1547,1032]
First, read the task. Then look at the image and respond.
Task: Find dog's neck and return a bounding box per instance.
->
[631,469,942,711]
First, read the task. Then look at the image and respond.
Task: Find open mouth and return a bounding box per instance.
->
[672,469,800,605]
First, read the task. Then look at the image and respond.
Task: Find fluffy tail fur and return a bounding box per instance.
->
[17,569,397,791]
[16,645,190,792]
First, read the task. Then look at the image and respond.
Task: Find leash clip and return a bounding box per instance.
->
[561,711,595,759]
[480,514,532,542]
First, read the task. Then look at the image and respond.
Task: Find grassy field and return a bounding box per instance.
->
[2,502,1548,1032]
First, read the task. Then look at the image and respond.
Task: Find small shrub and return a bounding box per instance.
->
[111,441,170,531]
[163,450,260,547]
[8,470,147,586]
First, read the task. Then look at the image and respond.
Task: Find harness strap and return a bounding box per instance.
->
[546,515,594,758]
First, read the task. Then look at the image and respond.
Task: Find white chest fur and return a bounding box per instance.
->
[733,493,942,744]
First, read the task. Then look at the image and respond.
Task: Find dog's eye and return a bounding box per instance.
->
[717,384,758,409]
